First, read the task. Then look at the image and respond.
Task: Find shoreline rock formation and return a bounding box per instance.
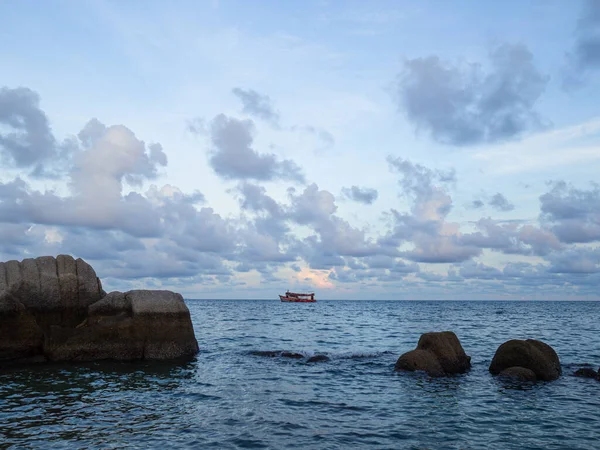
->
[394,331,471,377]
[0,255,199,366]
[489,339,561,381]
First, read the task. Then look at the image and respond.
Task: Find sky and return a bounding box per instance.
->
[1,0,600,300]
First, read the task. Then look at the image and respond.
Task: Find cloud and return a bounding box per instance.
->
[470,193,515,211]
[232,88,280,125]
[288,183,337,225]
[287,184,390,268]
[489,193,515,211]
[386,157,480,263]
[208,114,305,182]
[471,199,485,209]
[460,218,562,257]
[341,185,378,204]
[0,86,69,176]
[563,0,600,87]
[329,256,419,284]
[458,261,503,280]
[291,125,336,152]
[539,181,600,243]
[395,43,548,145]
[547,247,600,274]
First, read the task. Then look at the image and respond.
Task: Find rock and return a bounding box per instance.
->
[250,351,281,357]
[280,351,304,359]
[307,354,330,363]
[88,291,130,316]
[573,367,599,379]
[499,366,537,381]
[395,349,445,376]
[394,331,471,377]
[128,290,199,360]
[489,339,561,381]
[0,256,199,365]
[250,350,305,359]
[0,292,44,361]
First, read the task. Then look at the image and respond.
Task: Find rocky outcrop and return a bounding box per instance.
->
[0,256,199,365]
[394,331,471,377]
[489,339,561,381]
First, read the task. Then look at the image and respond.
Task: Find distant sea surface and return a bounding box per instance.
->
[1,300,600,449]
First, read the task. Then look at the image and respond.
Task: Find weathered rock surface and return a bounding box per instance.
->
[0,256,199,365]
[394,331,471,377]
[489,339,561,381]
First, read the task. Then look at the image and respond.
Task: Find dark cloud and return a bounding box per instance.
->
[0,86,69,176]
[208,114,304,182]
[395,43,548,145]
[539,181,600,243]
[341,185,379,204]
[563,0,600,87]
[232,88,280,125]
[489,193,515,211]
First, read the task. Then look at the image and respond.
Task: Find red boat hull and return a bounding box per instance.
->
[279,295,316,303]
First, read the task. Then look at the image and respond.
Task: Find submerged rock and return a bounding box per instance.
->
[489,339,561,381]
[250,350,304,359]
[280,351,304,359]
[573,367,599,379]
[250,350,281,358]
[394,331,471,377]
[499,366,537,381]
[307,354,330,363]
[0,256,199,365]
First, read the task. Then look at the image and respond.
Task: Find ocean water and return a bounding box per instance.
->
[1,300,600,449]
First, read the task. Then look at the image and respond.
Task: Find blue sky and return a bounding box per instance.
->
[1,0,600,299]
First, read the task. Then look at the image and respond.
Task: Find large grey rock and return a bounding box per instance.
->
[5,260,22,290]
[395,331,471,377]
[0,256,199,365]
[489,339,561,381]
[88,291,130,316]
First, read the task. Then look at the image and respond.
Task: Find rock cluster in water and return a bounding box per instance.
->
[0,255,199,366]
[394,331,568,383]
[394,331,471,376]
[489,339,562,381]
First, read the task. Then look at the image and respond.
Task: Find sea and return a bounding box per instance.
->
[1,299,599,449]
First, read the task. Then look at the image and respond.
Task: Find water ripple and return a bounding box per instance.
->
[1,300,600,448]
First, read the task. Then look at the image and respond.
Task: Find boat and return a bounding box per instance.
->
[279,291,316,302]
